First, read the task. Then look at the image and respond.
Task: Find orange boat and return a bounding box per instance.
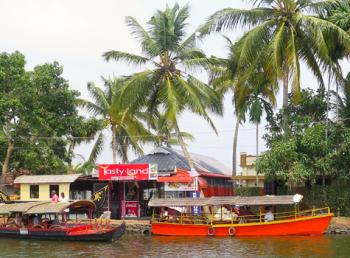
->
[148,195,333,237]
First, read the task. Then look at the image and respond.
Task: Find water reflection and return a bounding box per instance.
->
[0,234,348,258]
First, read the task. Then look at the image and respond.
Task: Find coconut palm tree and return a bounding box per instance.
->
[78,77,152,163]
[201,0,350,113]
[103,4,223,169]
[245,72,276,186]
[210,38,277,181]
[144,112,194,147]
[327,0,350,33]
[323,0,350,120]
[333,72,350,127]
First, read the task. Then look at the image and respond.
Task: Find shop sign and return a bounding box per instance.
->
[164,180,198,191]
[123,201,139,218]
[98,164,158,181]
[191,191,201,215]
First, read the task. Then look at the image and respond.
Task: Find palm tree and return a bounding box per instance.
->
[245,71,276,186]
[78,78,152,163]
[103,4,223,169]
[334,72,350,127]
[210,38,278,180]
[327,0,350,33]
[201,0,350,115]
[323,0,350,120]
[145,112,194,147]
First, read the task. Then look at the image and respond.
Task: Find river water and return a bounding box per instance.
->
[0,234,349,258]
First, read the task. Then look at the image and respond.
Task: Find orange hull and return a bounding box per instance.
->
[151,214,333,237]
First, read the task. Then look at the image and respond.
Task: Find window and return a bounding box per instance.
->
[49,185,59,198]
[30,185,39,199]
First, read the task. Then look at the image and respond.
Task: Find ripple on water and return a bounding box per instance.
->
[0,234,349,258]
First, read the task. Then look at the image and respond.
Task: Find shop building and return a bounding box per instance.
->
[98,147,233,219]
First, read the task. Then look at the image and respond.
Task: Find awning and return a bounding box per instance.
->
[148,194,303,207]
[198,171,231,179]
[157,168,193,183]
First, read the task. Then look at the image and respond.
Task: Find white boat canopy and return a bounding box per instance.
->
[148,194,304,207]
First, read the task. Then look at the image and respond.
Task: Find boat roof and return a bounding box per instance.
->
[148,194,303,207]
[0,202,47,214]
[0,200,96,215]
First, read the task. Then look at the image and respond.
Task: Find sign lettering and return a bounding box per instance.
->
[98,164,158,181]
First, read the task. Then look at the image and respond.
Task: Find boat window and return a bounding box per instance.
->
[30,185,39,199]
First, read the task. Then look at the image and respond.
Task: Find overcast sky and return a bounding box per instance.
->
[1,0,349,172]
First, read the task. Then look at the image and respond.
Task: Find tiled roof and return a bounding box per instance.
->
[130,147,230,176]
[14,174,81,184]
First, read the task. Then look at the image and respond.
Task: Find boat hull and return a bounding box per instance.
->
[0,222,126,242]
[151,214,333,237]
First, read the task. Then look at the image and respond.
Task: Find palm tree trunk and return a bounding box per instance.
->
[1,140,14,176]
[282,64,289,134]
[336,83,339,121]
[174,120,195,170]
[67,141,76,167]
[256,122,259,187]
[111,124,117,164]
[282,64,289,109]
[232,113,240,185]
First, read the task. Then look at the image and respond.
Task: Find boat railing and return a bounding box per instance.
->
[152,207,331,225]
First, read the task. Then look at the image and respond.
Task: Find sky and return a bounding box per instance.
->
[1,0,349,172]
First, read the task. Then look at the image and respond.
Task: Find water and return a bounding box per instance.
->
[0,234,349,258]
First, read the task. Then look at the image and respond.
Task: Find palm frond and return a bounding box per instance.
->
[103,50,149,66]
[200,7,274,34]
[88,132,104,163]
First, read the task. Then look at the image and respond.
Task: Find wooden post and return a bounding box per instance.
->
[220,205,222,221]
[259,207,262,223]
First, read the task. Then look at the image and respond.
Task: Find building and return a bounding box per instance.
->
[14,174,96,201]
[98,146,233,219]
[132,146,233,198]
[233,152,265,188]
[14,147,233,219]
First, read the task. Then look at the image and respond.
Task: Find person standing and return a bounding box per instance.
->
[59,192,69,203]
[51,190,59,203]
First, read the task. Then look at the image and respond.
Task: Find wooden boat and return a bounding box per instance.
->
[148,194,333,237]
[0,200,125,242]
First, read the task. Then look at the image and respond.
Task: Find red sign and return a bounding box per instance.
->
[123,201,139,218]
[98,164,158,181]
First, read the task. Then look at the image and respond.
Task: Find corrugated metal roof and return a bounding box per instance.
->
[14,174,81,184]
[130,147,230,176]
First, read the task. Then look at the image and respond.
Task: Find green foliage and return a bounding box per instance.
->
[201,0,350,106]
[78,77,152,163]
[278,184,350,216]
[235,187,260,196]
[0,52,93,175]
[259,88,350,187]
[103,3,222,136]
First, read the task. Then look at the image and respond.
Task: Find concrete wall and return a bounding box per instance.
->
[239,179,265,188]
[20,183,70,201]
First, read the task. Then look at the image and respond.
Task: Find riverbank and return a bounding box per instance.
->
[327,217,350,234]
[111,217,350,235]
[111,219,151,234]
